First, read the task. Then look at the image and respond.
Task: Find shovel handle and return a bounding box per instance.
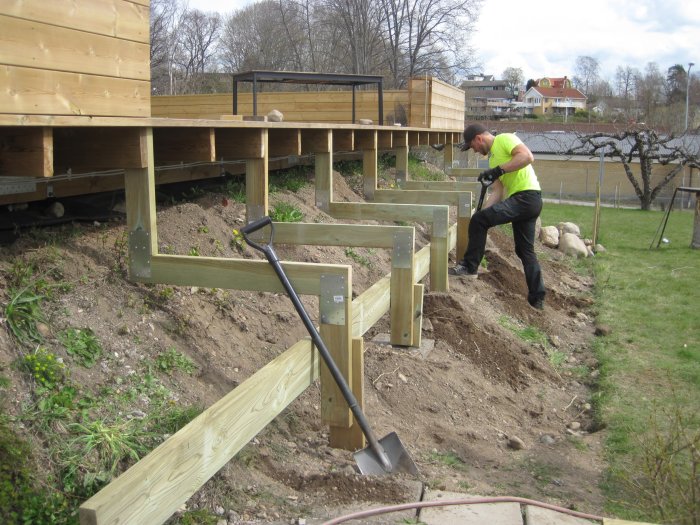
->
[240,216,274,251]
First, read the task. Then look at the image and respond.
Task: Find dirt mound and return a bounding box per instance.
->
[0,169,605,524]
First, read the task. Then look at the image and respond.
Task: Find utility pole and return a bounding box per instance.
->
[685,62,694,131]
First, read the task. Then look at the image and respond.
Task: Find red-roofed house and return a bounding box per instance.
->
[523,78,587,116]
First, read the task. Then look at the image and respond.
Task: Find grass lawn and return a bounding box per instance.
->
[540,203,700,523]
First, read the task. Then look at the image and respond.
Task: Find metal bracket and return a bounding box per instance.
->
[129,229,152,279]
[319,274,346,325]
[0,177,36,196]
[392,230,413,269]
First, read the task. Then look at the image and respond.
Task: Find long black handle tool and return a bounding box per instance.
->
[240,217,418,476]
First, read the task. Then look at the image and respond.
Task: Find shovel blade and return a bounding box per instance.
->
[353,432,419,476]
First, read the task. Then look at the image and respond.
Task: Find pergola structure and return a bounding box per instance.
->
[232,70,385,124]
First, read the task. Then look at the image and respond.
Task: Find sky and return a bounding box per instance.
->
[186,0,700,83]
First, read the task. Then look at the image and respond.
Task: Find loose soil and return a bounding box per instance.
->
[0,168,605,524]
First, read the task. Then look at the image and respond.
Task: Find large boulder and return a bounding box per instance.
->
[267,109,284,122]
[558,222,581,236]
[540,226,559,248]
[559,232,588,258]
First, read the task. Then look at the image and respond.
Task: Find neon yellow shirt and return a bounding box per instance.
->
[489,133,540,198]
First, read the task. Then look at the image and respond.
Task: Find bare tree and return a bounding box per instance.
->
[636,62,666,126]
[502,67,524,96]
[569,128,700,210]
[174,9,222,93]
[573,56,600,96]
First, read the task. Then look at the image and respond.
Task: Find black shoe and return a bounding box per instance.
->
[530,299,544,310]
[448,264,478,278]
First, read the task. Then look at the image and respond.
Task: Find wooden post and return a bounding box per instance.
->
[319,272,353,429]
[443,140,454,172]
[329,337,366,450]
[692,190,700,249]
[363,148,377,200]
[245,129,268,224]
[309,130,333,212]
[412,284,424,348]
[396,146,408,188]
[456,192,471,261]
[430,207,449,292]
[390,229,415,346]
[125,128,157,280]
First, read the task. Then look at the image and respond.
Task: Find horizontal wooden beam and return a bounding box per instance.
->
[153,127,215,164]
[377,130,392,150]
[273,223,413,248]
[215,128,265,159]
[53,127,147,170]
[79,338,319,525]
[269,128,301,157]
[147,254,350,296]
[329,201,449,223]
[448,167,481,178]
[301,129,331,154]
[0,127,52,177]
[354,129,376,150]
[403,180,477,192]
[332,130,353,152]
[374,188,466,206]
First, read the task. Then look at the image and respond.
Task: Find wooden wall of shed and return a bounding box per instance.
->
[0,0,151,118]
[151,90,410,125]
[408,77,465,130]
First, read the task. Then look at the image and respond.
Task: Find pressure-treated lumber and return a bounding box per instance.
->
[79,338,319,525]
[330,338,366,449]
[272,223,413,248]
[329,201,448,223]
[0,127,52,177]
[153,127,215,164]
[146,255,350,296]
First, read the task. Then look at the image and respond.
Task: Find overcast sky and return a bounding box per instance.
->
[187,0,700,83]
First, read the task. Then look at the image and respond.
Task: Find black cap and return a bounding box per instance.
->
[460,123,487,151]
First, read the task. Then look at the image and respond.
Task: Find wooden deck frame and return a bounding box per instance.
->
[0,117,465,525]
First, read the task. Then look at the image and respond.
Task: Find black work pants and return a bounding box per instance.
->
[460,190,545,305]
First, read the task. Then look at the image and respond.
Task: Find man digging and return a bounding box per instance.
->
[450,123,546,310]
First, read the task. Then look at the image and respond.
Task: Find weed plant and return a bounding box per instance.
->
[154,348,197,375]
[59,328,102,368]
[269,166,308,193]
[20,347,66,389]
[270,202,303,222]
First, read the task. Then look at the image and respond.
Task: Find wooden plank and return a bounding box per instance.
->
[395,146,408,186]
[273,223,412,248]
[0,14,149,80]
[408,131,420,146]
[79,338,319,525]
[301,129,331,154]
[391,264,414,346]
[269,128,301,157]
[377,130,392,150]
[351,276,391,338]
[392,131,408,148]
[153,127,215,164]
[148,254,350,296]
[0,0,150,43]
[216,128,265,159]
[329,201,448,223]
[246,145,268,224]
[0,127,52,177]
[430,235,449,292]
[374,188,464,206]
[403,181,476,192]
[329,337,366,450]
[0,65,150,117]
[315,151,332,211]
[448,168,482,178]
[53,127,146,170]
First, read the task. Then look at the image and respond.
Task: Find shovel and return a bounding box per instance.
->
[240,217,419,476]
[475,177,493,212]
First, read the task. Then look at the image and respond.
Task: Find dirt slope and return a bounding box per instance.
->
[0,169,604,524]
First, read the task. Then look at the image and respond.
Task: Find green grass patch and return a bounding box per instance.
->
[426,450,468,471]
[269,166,309,193]
[542,203,700,522]
[59,328,102,368]
[270,201,304,222]
[407,153,445,181]
[154,348,197,376]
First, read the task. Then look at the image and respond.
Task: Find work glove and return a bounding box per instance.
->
[478,165,504,184]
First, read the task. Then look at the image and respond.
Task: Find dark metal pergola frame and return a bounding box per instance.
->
[231,70,384,125]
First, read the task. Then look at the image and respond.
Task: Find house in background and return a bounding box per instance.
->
[461,75,516,119]
[524,76,587,117]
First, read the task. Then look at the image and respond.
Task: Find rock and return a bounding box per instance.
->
[559,233,588,258]
[595,324,612,336]
[215,505,225,515]
[540,434,556,445]
[568,421,581,430]
[540,225,559,248]
[557,222,581,236]
[507,436,525,450]
[267,109,284,122]
[398,373,408,383]
[595,243,606,253]
[36,322,51,338]
[358,118,373,125]
[46,202,65,218]
[342,465,356,476]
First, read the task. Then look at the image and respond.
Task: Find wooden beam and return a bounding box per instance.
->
[79,339,319,525]
[448,167,482,178]
[390,235,415,346]
[412,284,424,347]
[215,128,265,159]
[377,130,392,150]
[301,129,332,154]
[153,127,215,164]
[54,127,147,170]
[354,129,377,151]
[314,151,332,211]
[332,130,353,152]
[363,148,377,200]
[408,131,420,146]
[273,223,413,248]
[329,201,448,223]
[403,181,476,191]
[246,130,268,223]
[147,254,350,296]
[392,130,408,148]
[395,145,408,187]
[351,275,390,338]
[269,128,301,157]
[430,208,449,292]
[0,127,52,177]
[374,188,464,206]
